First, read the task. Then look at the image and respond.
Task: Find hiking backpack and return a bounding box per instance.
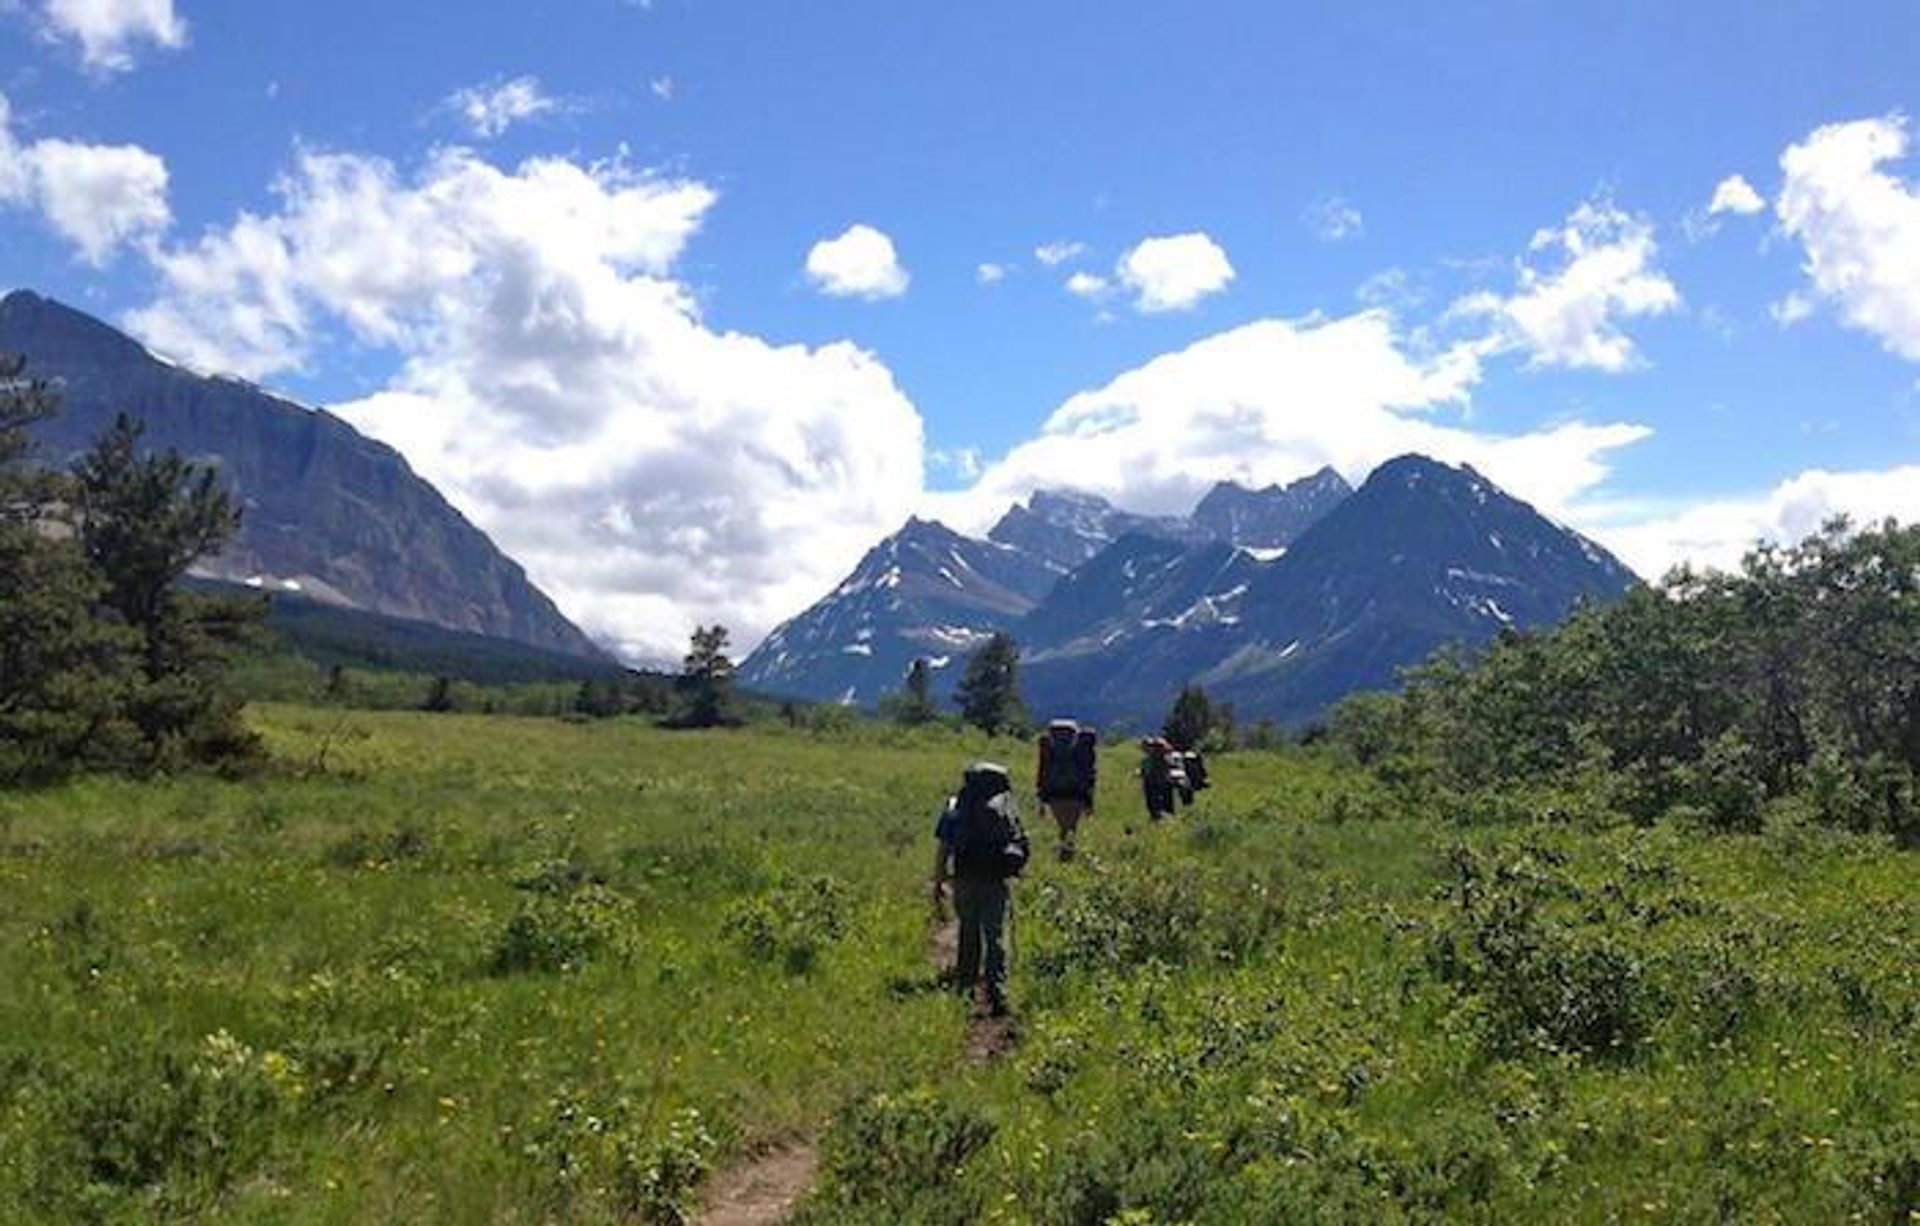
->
[1185,750,1210,791]
[1039,720,1090,797]
[952,762,1031,880]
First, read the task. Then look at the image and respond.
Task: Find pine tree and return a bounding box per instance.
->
[676,624,737,727]
[1163,683,1216,750]
[0,357,138,783]
[73,412,260,769]
[954,632,1026,735]
[422,675,456,713]
[882,657,940,725]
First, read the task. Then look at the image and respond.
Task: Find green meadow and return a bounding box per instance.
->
[3,706,1918,1223]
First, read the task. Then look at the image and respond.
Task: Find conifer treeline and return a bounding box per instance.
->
[0,357,258,784]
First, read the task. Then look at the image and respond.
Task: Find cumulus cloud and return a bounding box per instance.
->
[804,223,908,299]
[1708,174,1765,216]
[925,310,1647,535]
[974,261,1010,284]
[1306,195,1364,241]
[1116,231,1234,312]
[1034,239,1086,266]
[125,146,926,662]
[1452,200,1679,371]
[1590,464,1920,579]
[447,76,559,139]
[1775,114,1920,361]
[1064,270,1109,300]
[0,91,170,263]
[1771,291,1814,327]
[37,0,185,72]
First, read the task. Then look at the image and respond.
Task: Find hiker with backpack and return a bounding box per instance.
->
[930,761,1030,1017]
[1139,736,1185,821]
[1036,718,1098,861]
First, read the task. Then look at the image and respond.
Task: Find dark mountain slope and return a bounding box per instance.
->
[0,289,606,660]
[739,517,1055,704]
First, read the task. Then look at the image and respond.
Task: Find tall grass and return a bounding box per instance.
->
[1,706,1916,1221]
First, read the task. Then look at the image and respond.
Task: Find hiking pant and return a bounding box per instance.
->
[1043,796,1088,852]
[1143,780,1175,821]
[951,877,1010,1006]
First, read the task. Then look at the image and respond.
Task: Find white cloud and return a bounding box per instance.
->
[1064,270,1109,300]
[1034,239,1086,266]
[125,146,926,663]
[925,310,1647,535]
[975,261,1010,285]
[1306,195,1364,241]
[1771,291,1814,327]
[37,0,185,72]
[649,76,675,102]
[1775,114,1920,361]
[1115,231,1234,312]
[0,91,170,263]
[1588,464,1920,579]
[930,445,983,480]
[1356,267,1422,311]
[804,223,908,300]
[447,76,558,139]
[1451,200,1678,371]
[1708,174,1765,216]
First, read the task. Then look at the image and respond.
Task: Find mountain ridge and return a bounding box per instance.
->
[741,455,1636,725]
[0,289,608,662]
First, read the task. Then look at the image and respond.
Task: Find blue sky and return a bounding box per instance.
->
[4,1,1920,659]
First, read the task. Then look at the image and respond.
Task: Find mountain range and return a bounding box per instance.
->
[0,290,605,662]
[740,456,1637,727]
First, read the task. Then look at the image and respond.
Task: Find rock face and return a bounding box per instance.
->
[0,290,607,661]
[743,454,1637,727]
[1189,466,1352,551]
[986,488,1194,573]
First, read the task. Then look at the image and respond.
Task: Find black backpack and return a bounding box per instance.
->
[952,763,1031,880]
[1040,722,1088,797]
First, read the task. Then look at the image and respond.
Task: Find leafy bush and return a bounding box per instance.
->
[724,875,851,975]
[519,1094,721,1224]
[489,884,638,974]
[800,1087,995,1225]
[23,1032,294,1216]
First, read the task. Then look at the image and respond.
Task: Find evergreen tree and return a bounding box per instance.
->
[0,357,137,783]
[1163,683,1217,750]
[881,657,940,725]
[954,632,1026,735]
[73,412,260,769]
[422,675,456,713]
[675,624,737,727]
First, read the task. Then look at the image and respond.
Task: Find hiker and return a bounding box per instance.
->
[930,761,1030,1017]
[1035,718,1098,860]
[1139,736,1184,821]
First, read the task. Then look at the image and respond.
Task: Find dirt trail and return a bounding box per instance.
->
[694,1140,819,1226]
[928,914,1019,1064]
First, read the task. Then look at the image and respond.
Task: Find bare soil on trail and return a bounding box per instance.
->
[694,1140,819,1226]
[928,913,1020,1064]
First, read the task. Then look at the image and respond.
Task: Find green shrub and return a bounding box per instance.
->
[24,1032,293,1216]
[724,875,851,975]
[489,884,637,974]
[801,1087,995,1225]
[520,1094,721,1224]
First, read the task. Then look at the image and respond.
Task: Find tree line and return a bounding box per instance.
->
[1,357,258,784]
[1326,518,1920,841]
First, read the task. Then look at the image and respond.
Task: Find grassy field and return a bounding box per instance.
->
[3,707,1919,1223]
